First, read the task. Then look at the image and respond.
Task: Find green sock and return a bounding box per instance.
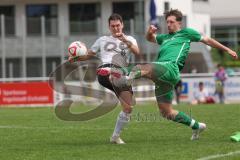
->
[173,111,199,129]
[128,66,141,79]
[124,64,135,74]
[120,64,138,76]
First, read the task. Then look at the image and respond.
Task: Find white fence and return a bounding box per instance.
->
[1,73,240,107]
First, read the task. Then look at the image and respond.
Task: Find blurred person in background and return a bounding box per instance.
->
[192,82,215,105]
[174,79,182,104]
[215,64,227,104]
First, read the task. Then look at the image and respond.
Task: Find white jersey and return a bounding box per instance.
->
[194,89,209,101]
[90,35,138,67]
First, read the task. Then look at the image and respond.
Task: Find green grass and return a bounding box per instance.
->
[0,103,240,160]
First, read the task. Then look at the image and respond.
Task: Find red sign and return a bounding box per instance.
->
[0,82,53,106]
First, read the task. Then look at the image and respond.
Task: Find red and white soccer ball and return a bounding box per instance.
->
[68,41,87,57]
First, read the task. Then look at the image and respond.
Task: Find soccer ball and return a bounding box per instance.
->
[68,41,87,57]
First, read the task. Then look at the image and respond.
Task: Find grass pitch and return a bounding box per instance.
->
[0,103,240,160]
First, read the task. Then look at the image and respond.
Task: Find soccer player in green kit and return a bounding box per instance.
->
[111,9,238,140]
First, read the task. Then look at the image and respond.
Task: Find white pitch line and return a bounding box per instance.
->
[197,150,240,160]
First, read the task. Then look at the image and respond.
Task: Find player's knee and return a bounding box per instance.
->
[123,106,133,114]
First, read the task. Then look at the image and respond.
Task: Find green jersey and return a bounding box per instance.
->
[155,28,202,71]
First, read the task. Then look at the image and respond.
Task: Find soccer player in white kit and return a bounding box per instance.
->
[70,13,140,144]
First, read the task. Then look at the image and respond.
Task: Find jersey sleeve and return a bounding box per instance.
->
[90,38,101,53]
[185,28,202,42]
[156,34,166,45]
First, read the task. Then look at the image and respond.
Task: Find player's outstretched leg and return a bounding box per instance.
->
[157,101,206,140]
[109,64,153,88]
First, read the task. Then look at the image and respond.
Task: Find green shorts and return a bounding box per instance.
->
[152,62,180,103]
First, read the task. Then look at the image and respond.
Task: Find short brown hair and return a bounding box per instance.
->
[199,82,204,86]
[164,9,183,21]
[108,13,123,25]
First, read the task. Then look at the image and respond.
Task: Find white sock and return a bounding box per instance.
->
[112,111,131,137]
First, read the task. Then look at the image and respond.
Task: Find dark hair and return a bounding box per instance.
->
[199,82,204,86]
[164,9,183,21]
[108,13,123,25]
[217,63,222,68]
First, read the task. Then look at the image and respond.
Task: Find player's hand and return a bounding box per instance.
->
[67,56,83,63]
[68,56,77,63]
[147,25,158,34]
[146,25,158,43]
[227,50,238,59]
[116,33,133,48]
[116,33,127,42]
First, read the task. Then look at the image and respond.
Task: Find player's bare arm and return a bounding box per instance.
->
[85,50,97,59]
[116,33,140,55]
[68,50,96,62]
[145,25,157,43]
[201,36,238,59]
